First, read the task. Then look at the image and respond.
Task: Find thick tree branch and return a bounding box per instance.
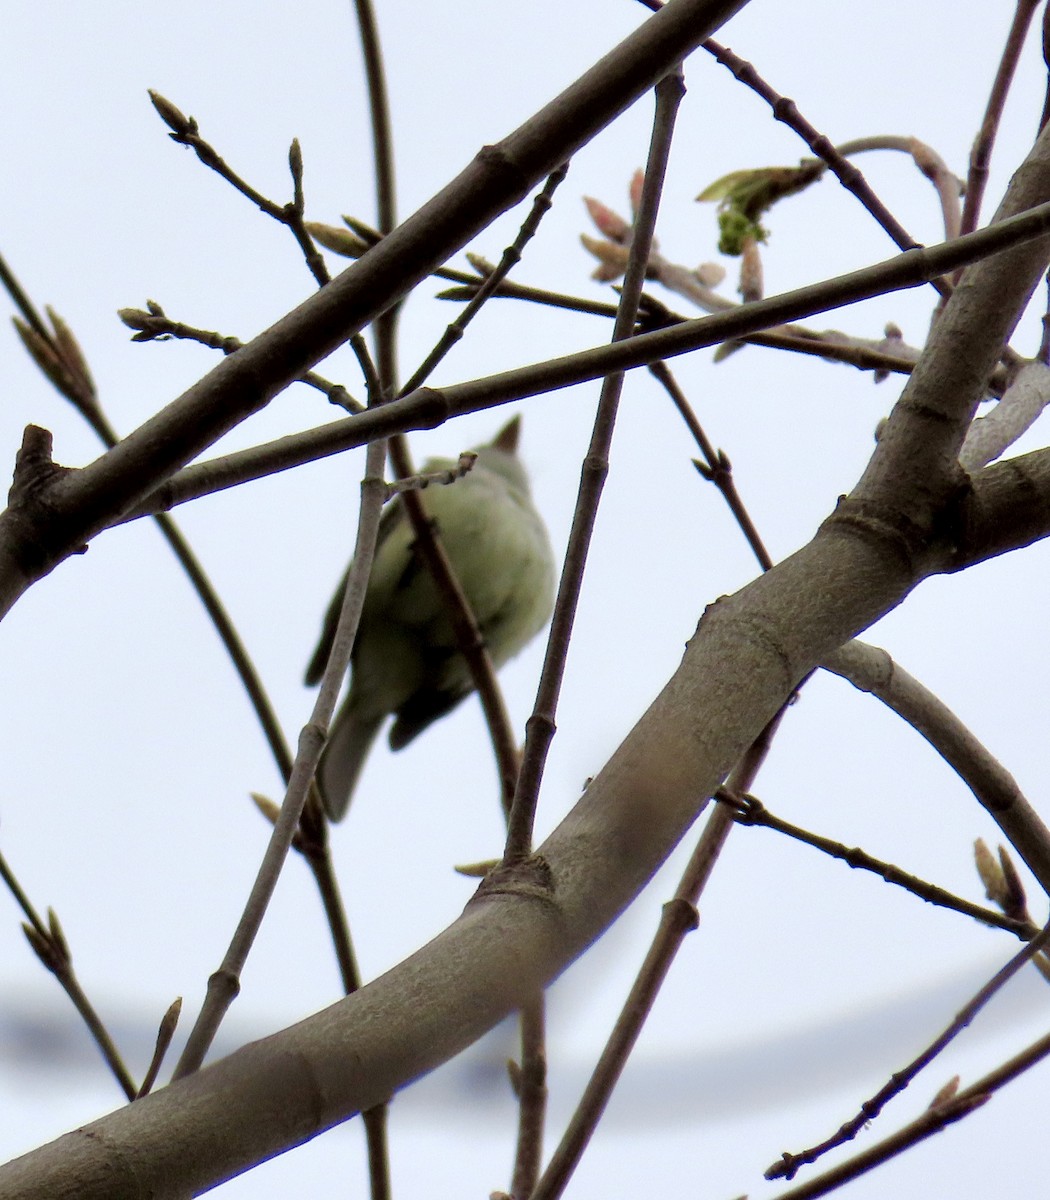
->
[9,12,1050,1200]
[111,200,1050,526]
[954,443,1050,567]
[0,506,926,1198]
[0,0,748,619]
[853,125,1050,520]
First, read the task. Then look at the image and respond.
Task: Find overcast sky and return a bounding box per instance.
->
[2,2,1050,1196]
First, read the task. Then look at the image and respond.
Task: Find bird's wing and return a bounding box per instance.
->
[303,495,409,686]
[388,680,467,750]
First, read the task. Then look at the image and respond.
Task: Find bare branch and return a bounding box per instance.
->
[110,202,1050,528]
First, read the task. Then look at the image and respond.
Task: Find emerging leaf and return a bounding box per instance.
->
[698,161,823,256]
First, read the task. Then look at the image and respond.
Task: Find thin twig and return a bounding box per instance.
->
[366,168,573,1200]
[401,165,570,397]
[651,346,1050,918]
[509,78,684,1193]
[148,92,329,288]
[766,1002,1050,1200]
[348,7,406,1186]
[960,0,1043,238]
[4,276,368,1059]
[767,919,1050,1181]
[142,86,382,1098]
[116,305,360,412]
[113,199,1050,527]
[765,1092,988,1200]
[445,263,931,384]
[291,793,362,995]
[2,272,366,1047]
[352,0,399,399]
[715,789,1036,939]
[647,360,773,569]
[385,171,574,820]
[650,358,1050,904]
[173,438,388,1078]
[530,712,785,1200]
[148,93,381,398]
[702,41,952,290]
[359,179,575,1200]
[504,68,686,865]
[1,261,297,787]
[509,993,548,1199]
[0,850,138,1099]
[8,287,370,1091]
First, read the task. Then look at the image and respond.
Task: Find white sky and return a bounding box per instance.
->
[2,1,1050,1196]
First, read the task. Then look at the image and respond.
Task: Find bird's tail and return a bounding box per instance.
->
[316,705,384,822]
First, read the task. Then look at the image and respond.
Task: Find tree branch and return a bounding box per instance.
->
[109,199,1050,528]
[0,0,749,619]
[10,7,1050,1198]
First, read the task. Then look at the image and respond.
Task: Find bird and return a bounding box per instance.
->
[305,416,555,821]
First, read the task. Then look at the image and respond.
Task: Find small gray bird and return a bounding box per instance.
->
[306,417,554,821]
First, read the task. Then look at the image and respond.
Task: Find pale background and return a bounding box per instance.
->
[1,2,1049,1196]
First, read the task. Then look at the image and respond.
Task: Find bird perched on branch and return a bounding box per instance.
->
[306,416,554,821]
